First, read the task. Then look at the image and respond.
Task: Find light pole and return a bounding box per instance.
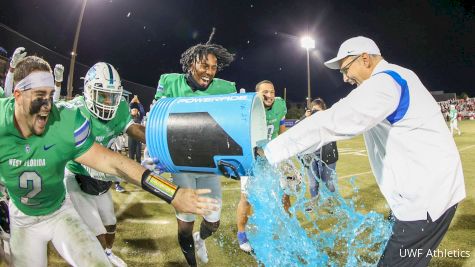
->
[300,36,315,108]
[66,0,88,98]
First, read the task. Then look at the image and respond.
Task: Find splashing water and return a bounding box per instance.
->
[246,157,393,266]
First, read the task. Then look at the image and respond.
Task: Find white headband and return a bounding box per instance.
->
[15,71,54,91]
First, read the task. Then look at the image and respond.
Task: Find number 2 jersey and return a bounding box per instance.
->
[64,96,133,180]
[0,97,94,216]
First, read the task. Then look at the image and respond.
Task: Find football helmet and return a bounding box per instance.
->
[84,62,123,120]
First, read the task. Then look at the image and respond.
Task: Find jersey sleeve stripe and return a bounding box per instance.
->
[74,119,91,147]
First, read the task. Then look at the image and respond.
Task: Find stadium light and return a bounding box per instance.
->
[300,36,315,108]
[66,0,88,98]
[300,36,315,49]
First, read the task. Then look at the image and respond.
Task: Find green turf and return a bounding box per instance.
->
[3,121,474,266]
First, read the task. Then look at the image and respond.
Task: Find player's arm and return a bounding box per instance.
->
[123,105,145,143]
[263,75,400,165]
[75,143,217,214]
[4,70,14,97]
[4,47,27,97]
[53,64,64,102]
[154,75,167,100]
[126,123,146,143]
[279,116,287,135]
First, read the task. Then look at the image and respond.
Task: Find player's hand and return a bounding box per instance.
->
[54,64,64,83]
[141,157,165,174]
[171,188,219,215]
[10,47,27,68]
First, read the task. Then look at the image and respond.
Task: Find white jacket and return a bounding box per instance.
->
[264,60,465,221]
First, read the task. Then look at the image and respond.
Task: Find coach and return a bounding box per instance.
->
[262,36,465,267]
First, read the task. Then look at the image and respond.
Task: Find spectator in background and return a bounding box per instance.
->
[130,95,145,121]
[301,98,338,208]
[128,107,143,163]
[449,104,461,135]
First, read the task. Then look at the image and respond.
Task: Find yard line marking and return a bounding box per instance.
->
[339,171,373,179]
[339,150,368,156]
[459,144,475,152]
[123,218,171,225]
[115,192,138,218]
[223,187,240,191]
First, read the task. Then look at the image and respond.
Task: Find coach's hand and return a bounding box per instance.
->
[171,188,218,215]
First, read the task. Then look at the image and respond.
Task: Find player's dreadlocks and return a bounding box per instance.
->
[180,27,235,73]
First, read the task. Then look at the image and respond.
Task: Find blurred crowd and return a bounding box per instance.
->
[438,98,475,121]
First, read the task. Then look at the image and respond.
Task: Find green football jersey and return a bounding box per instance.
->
[154,73,237,99]
[449,109,457,121]
[0,86,4,98]
[266,97,287,140]
[64,96,133,177]
[0,98,94,216]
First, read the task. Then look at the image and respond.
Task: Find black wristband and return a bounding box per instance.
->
[141,169,179,204]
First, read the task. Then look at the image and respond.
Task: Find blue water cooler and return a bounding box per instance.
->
[146,93,267,179]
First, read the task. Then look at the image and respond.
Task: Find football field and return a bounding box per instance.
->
[35,120,475,266]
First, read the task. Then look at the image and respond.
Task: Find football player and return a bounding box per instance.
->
[0,56,217,267]
[236,80,287,252]
[154,36,236,266]
[62,62,144,267]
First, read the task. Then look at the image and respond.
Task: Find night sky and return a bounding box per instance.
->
[0,0,474,109]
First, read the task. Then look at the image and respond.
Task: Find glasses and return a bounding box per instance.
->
[339,55,361,75]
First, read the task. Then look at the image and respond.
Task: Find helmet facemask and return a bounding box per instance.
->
[84,62,123,120]
[85,83,122,120]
